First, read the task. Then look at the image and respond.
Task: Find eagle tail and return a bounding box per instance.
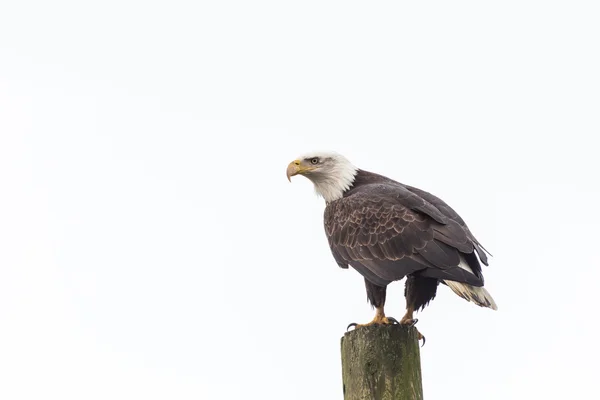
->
[444,280,498,310]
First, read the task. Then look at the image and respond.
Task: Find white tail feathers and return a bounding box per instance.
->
[444,280,498,311]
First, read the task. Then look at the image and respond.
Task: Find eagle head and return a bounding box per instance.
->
[286,151,358,203]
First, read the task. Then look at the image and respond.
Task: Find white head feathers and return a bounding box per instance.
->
[294,151,358,203]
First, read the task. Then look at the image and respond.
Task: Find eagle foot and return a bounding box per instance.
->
[399,317,418,326]
[346,316,399,331]
[398,317,425,346]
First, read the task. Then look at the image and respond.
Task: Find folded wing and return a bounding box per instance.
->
[324,183,488,287]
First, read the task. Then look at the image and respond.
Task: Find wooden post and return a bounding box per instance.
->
[341,325,423,400]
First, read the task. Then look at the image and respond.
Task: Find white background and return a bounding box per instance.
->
[1,1,599,399]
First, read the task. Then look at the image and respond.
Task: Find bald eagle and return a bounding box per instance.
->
[287,152,496,342]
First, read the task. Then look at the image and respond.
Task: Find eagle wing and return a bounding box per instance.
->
[404,184,491,265]
[324,183,486,287]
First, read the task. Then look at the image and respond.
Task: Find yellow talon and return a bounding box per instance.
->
[346,306,398,330]
[399,306,426,346]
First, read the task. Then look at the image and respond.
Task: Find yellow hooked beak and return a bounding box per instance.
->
[286,159,314,182]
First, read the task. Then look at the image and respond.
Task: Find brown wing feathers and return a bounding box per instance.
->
[324,180,487,287]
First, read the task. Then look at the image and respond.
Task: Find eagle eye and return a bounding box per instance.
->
[310,157,319,165]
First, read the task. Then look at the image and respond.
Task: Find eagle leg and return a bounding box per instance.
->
[346,305,399,331]
[399,306,417,325]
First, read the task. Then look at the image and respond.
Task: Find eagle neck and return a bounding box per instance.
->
[313,165,358,204]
